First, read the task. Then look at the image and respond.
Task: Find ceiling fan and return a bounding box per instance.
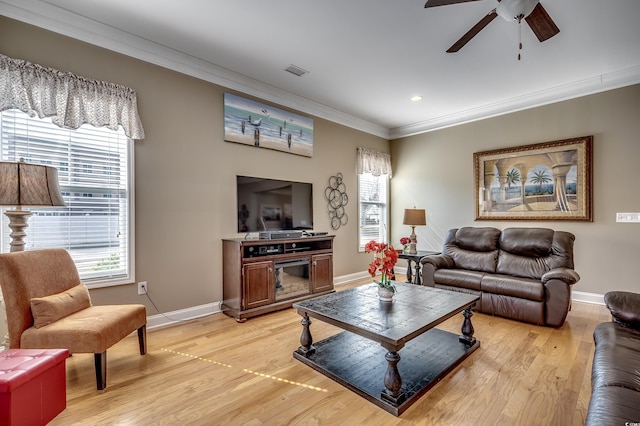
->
[425,0,560,59]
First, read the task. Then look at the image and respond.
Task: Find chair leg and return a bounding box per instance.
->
[138,325,147,355]
[94,352,107,390]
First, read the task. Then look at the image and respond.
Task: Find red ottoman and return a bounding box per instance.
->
[0,349,69,426]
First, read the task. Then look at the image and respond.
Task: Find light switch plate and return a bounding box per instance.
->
[616,212,640,223]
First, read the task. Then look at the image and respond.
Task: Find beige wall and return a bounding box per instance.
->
[0,17,388,312]
[3,15,637,311]
[391,84,640,296]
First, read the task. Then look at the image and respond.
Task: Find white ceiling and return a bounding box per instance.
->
[2,0,640,139]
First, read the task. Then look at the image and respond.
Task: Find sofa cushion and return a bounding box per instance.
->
[449,249,498,274]
[433,269,484,291]
[548,231,576,270]
[442,227,500,273]
[22,304,147,353]
[499,228,554,257]
[30,284,92,328]
[497,251,551,280]
[453,227,501,252]
[481,293,545,324]
[434,284,483,311]
[481,274,544,302]
[591,322,640,392]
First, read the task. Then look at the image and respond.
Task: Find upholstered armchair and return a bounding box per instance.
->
[0,249,147,390]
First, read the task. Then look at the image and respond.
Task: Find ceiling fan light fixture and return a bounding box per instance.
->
[410,95,423,102]
[496,0,539,22]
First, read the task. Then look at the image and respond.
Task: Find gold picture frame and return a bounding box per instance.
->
[474,136,593,221]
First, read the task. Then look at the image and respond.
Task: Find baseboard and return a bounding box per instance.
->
[571,290,605,305]
[146,302,222,330]
[145,270,604,330]
[333,271,371,286]
[146,271,374,329]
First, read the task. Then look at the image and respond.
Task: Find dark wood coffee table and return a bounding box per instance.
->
[292,282,479,416]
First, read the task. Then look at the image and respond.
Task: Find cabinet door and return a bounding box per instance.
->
[311,254,333,293]
[243,261,274,309]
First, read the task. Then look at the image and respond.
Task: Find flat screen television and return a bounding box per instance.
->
[236,175,313,233]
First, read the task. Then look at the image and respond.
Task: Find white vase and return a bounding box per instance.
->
[377,286,395,302]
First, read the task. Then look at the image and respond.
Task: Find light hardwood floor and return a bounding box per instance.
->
[50,278,610,425]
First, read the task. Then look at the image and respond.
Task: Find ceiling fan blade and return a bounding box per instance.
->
[525,3,560,42]
[424,0,481,8]
[446,10,498,52]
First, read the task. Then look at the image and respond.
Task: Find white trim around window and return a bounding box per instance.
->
[357,172,389,252]
[0,109,135,288]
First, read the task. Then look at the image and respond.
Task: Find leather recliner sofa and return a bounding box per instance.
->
[420,227,580,327]
[586,291,640,425]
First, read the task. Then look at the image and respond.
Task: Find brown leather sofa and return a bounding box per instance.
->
[586,291,640,425]
[420,227,580,327]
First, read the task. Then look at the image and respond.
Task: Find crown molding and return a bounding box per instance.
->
[390,65,640,139]
[2,1,639,141]
[0,0,390,139]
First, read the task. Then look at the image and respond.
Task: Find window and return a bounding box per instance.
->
[358,173,389,251]
[0,109,133,287]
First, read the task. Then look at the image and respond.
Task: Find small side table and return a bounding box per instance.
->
[397,250,440,285]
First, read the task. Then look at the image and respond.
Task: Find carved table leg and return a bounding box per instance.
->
[405,260,413,283]
[459,307,476,346]
[381,351,405,405]
[296,312,315,357]
[414,261,422,285]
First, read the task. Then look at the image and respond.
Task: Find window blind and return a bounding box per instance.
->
[358,173,388,251]
[0,109,132,285]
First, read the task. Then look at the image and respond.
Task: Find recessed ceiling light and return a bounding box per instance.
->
[410,96,423,102]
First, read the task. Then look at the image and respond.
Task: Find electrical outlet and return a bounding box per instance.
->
[137,281,147,295]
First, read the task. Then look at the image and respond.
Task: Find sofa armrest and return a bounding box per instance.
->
[420,254,454,269]
[420,255,454,286]
[604,291,640,329]
[541,267,580,285]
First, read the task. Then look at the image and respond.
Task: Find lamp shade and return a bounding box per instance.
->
[0,161,66,207]
[403,208,426,226]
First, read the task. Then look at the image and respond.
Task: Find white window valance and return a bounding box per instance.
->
[0,54,145,139]
[356,147,392,177]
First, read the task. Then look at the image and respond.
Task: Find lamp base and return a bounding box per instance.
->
[5,209,33,252]
[409,225,417,254]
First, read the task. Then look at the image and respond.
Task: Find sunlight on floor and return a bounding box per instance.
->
[161,347,329,393]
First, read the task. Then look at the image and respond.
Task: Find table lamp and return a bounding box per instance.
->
[403,208,426,254]
[0,159,66,252]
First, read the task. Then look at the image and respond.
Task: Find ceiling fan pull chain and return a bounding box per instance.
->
[517,15,523,61]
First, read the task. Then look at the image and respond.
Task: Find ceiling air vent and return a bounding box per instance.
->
[284,64,309,77]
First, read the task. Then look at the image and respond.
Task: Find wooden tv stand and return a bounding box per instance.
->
[221,235,335,322]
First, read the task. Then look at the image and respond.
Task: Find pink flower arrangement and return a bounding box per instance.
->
[365,240,398,291]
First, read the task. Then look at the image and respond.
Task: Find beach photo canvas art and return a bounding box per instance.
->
[224,93,314,157]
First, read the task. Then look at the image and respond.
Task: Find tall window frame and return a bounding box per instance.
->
[358,173,389,251]
[356,147,392,251]
[0,109,135,288]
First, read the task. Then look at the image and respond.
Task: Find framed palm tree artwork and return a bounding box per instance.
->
[474,136,593,221]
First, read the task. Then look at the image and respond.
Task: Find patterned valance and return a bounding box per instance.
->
[0,54,145,139]
[356,147,392,177]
